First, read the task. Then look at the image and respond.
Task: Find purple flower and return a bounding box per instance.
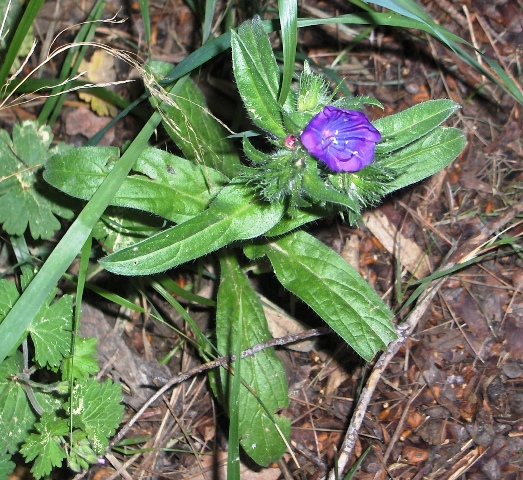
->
[300,106,381,172]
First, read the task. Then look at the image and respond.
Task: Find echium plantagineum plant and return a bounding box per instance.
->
[42,16,466,469]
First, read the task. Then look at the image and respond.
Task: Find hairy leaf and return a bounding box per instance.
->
[215,253,290,466]
[231,17,285,137]
[373,99,460,154]
[100,184,285,276]
[44,146,227,224]
[149,69,241,178]
[381,127,466,193]
[245,231,396,361]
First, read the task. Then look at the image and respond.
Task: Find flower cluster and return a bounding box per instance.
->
[300,106,381,172]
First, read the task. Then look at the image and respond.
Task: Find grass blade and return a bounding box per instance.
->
[0,0,45,88]
[278,0,298,105]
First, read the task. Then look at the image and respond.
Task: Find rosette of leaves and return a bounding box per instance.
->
[234,17,466,224]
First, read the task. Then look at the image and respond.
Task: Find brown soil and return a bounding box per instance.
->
[4,0,523,479]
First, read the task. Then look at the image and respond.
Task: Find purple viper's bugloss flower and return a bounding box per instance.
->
[300,106,382,172]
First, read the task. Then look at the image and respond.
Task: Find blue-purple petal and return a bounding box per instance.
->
[300,106,381,172]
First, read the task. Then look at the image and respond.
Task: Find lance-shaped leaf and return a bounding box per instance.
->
[44,146,227,224]
[245,231,396,361]
[100,184,285,276]
[231,17,285,137]
[148,68,241,178]
[373,99,460,154]
[215,253,290,466]
[380,126,466,194]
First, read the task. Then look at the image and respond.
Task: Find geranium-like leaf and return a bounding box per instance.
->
[0,352,62,456]
[245,231,396,361]
[68,378,123,454]
[61,336,99,382]
[0,120,73,239]
[20,413,68,479]
[28,293,74,368]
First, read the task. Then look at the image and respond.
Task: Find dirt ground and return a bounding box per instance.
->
[4,0,523,479]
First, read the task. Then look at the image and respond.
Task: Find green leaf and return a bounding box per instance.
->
[1,273,73,369]
[216,253,289,466]
[148,68,241,178]
[0,453,15,480]
[373,99,460,154]
[92,208,164,253]
[381,127,466,194]
[100,184,285,276]
[245,231,396,361]
[301,160,360,213]
[44,146,227,224]
[68,433,99,473]
[68,378,123,454]
[0,106,163,366]
[0,279,22,356]
[28,293,74,369]
[265,205,331,237]
[0,353,37,455]
[0,351,61,457]
[231,17,285,137]
[61,337,99,382]
[0,120,73,239]
[20,413,68,480]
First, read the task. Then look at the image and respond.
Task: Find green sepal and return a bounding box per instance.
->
[301,158,360,213]
[242,136,270,164]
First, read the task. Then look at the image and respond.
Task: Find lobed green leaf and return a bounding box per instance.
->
[0,121,73,240]
[68,378,123,454]
[20,414,68,479]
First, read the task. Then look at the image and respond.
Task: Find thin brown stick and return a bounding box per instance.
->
[329,203,523,479]
[108,327,329,450]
